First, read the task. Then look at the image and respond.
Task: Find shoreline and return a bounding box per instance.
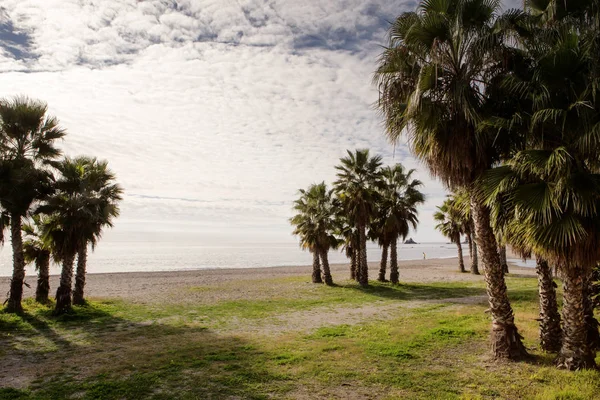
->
[0,257,535,304]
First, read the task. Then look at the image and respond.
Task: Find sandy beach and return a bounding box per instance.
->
[0,257,535,305]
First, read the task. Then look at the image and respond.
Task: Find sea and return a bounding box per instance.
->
[0,231,467,277]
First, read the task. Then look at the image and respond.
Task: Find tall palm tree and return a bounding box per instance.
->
[374,0,528,358]
[22,215,53,303]
[291,182,339,286]
[480,1,600,368]
[434,198,466,273]
[0,97,65,313]
[334,149,383,287]
[376,164,424,283]
[42,156,122,314]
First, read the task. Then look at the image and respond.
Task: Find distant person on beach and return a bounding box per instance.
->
[423,252,426,260]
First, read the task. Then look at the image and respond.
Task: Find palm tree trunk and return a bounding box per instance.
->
[456,240,466,273]
[389,239,399,284]
[470,197,527,360]
[378,244,389,282]
[319,249,333,286]
[358,222,368,287]
[73,244,88,305]
[467,232,473,259]
[468,232,480,275]
[536,257,562,352]
[6,214,25,313]
[54,252,76,315]
[556,264,597,370]
[499,245,509,274]
[583,274,600,352]
[350,249,357,281]
[35,252,51,303]
[311,250,323,284]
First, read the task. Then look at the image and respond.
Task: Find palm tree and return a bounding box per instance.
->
[498,245,509,274]
[336,216,359,281]
[0,211,9,248]
[453,189,479,275]
[42,156,122,314]
[291,182,339,286]
[536,256,562,352]
[374,0,528,358]
[334,149,383,287]
[479,1,600,368]
[434,198,466,273]
[0,97,65,313]
[22,215,53,303]
[70,157,122,305]
[376,164,424,283]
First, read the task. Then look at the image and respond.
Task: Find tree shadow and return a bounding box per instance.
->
[344,282,487,301]
[0,301,291,399]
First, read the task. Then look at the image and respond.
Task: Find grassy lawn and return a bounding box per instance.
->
[1,274,599,399]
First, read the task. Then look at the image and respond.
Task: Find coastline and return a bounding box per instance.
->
[0,257,535,304]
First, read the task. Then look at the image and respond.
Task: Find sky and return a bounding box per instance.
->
[0,0,521,245]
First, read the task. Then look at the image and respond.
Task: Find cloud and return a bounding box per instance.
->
[0,0,518,245]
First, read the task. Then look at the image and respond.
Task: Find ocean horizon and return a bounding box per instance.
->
[0,233,463,277]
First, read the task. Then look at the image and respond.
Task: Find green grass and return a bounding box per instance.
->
[1,274,599,399]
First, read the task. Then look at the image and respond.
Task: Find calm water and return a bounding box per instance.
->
[0,232,461,277]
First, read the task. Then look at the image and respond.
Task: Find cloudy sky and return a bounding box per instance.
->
[0,0,520,244]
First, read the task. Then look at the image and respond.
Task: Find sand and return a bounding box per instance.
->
[0,257,535,305]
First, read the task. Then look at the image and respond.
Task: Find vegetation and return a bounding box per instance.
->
[477,0,600,370]
[291,150,425,287]
[373,0,600,370]
[374,0,528,360]
[0,97,65,313]
[22,215,53,303]
[373,165,424,284]
[290,183,338,285]
[2,272,600,399]
[333,149,383,287]
[0,97,123,315]
[434,197,466,273]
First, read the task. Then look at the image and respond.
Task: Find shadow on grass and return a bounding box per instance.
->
[0,301,290,400]
[345,282,487,301]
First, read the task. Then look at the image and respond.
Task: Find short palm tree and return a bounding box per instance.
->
[336,215,359,281]
[535,256,563,353]
[43,156,122,314]
[291,182,338,286]
[0,211,9,247]
[374,0,528,358]
[434,198,466,273]
[376,164,424,283]
[0,96,65,313]
[22,215,53,303]
[334,149,383,287]
[454,189,479,274]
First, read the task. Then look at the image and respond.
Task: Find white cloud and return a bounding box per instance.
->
[0,0,518,245]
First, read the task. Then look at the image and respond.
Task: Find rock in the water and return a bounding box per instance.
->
[404,238,418,244]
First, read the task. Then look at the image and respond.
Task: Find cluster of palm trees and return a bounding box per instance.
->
[375,0,600,369]
[0,96,122,316]
[434,190,510,276]
[290,149,425,287]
